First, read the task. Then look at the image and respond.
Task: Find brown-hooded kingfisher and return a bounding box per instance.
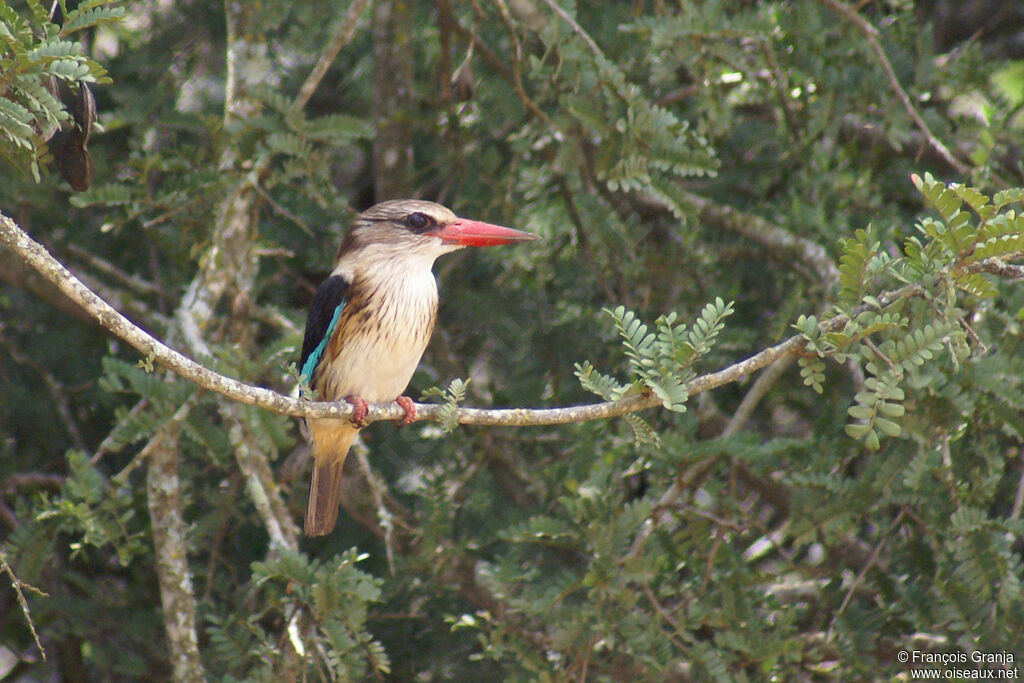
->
[299,199,538,536]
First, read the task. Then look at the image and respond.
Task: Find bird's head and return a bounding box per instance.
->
[336,199,538,267]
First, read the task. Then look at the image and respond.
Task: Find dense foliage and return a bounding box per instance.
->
[2,0,1024,680]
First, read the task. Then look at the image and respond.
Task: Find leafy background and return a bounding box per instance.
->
[2,0,1024,679]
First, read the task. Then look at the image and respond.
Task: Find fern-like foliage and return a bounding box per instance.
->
[421,377,470,432]
[797,305,963,450]
[245,548,389,679]
[577,297,734,422]
[837,227,888,307]
[793,174,1024,448]
[845,365,906,450]
[556,38,719,222]
[911,173,1024,296]
[33,451,149,567]
[248,84,373,193]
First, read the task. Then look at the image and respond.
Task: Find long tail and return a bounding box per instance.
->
[305,420,358,536]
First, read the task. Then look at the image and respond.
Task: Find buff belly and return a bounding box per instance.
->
[308,266,438,464]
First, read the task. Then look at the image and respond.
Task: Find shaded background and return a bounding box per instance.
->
[2,0,1024,679]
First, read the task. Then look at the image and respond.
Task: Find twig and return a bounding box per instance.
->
[351,443,397,574]
[0,499,18,529]
[625,357,796,559]
[624,187,839,289]
[290,0,370,115]
[537,0,601,56]
[861,337,896,372]
[0,325,87,451]
[702,527,726,593]
[203,474,242,602]
[493,0,555,127]
[964,252,1024,280]
[92,398,149,464]
[449,5,515,84]
[722,355,795,438]
[815,0,968,176]
[938,429,959,504]
[111,397,196,484]
[65,243,162,296]
[826,509,904,642]
[0,550,48,660]
[1008,449,1024,546]
[682,190,840,288]
[250,180,312,236]
[0,472,64,492]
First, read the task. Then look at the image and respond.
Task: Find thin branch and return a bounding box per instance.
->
[826,509,905,643]
[449,5,515,84]
[65,243,162,297]
[722,355,796,438]
[250,180,312,236]
[682,190,840,288]
[815,0,969,176]
[623,187,839,289]
[0,499,18,529]
[1008,448,1024,547]
[221,402,299,552]
[289,0,370,115]
[0,325,88,451]
[537,0,600,56]
[626,356,798,559]
[92,398,149,464]
[0,550,48,660]
[493,0,555,127]
[964,252,1024,280]
[0,472,64,492]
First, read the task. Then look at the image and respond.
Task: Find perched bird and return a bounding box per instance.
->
[299,199,538,536]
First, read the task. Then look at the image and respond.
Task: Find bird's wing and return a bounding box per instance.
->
[300,274,351,388]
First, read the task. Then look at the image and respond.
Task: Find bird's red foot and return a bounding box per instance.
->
[345,395,369,428]
[395,395,416,426]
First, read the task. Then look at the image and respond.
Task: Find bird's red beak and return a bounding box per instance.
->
[435,218,539,247]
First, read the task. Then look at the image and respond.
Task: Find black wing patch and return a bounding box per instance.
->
[300,274,351,384]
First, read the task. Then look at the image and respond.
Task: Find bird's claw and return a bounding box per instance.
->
[345,395,369,428]
[395,396,416,426]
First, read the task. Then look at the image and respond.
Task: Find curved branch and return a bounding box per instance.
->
[0,209,804,425]
[0,212,1014,432]
[290,0,369,115]
[816,0,969,176]
[682,190,840,288]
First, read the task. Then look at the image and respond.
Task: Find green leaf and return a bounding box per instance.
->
[838,228,878,307]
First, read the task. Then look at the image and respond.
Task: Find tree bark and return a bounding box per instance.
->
[145,412,204,683]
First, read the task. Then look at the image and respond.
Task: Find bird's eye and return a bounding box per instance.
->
[407,212,432,232]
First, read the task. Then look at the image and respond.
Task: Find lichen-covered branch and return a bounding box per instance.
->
[143,406,205,683]
[221,402,299,551]
[5,210,996,435]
